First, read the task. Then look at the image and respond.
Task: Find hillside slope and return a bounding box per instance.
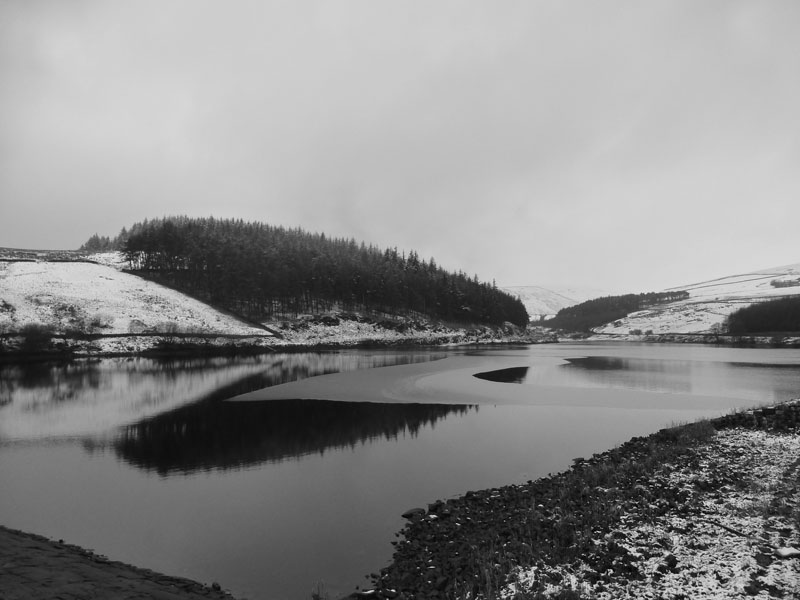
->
[502,285,613,320]
[0,259,271,338]
[593,263,800,335]
[0,254,540,354]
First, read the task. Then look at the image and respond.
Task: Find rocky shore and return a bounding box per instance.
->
[587,332,800,348]
[0,307,551,361]
[362,401,800,599]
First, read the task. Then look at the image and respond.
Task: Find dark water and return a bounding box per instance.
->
[1,344,799,600]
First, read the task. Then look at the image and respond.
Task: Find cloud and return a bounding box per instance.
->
[1,1,799,291]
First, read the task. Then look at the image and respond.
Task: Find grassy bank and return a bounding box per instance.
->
[360,401,800,599]
[0,524,238,600]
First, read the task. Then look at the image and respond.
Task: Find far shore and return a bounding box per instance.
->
[0,328,549,363]
[3,327,800,364]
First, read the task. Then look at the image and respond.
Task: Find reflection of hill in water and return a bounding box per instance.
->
[1,351,446,442]
[114,379,473,475]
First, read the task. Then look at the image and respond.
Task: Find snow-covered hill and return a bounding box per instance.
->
[593,263,800,336]
[0,258,271,337]
[503,285,613,321]
[0,252,541,354]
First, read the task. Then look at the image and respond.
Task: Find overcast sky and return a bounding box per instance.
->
[2,1,799,292]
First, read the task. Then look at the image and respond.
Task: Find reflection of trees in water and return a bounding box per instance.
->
[561,357,800,399]
[0,360,104,404]
[138,351,444,376]
[564,356,693,372]
[114,393,473,476]
[0,350,444,422]
[0,381,10,407]
[473,357,697,393]
[563,356,692,394]
[250,351,446,387]
[120,351,444,390]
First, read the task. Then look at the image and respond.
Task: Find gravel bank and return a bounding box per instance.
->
[364,401,800,600]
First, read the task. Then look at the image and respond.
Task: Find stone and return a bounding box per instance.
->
[657,552,679,573]
[775,547,800,559]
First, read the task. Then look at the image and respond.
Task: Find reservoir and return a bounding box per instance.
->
[1,343,799,600]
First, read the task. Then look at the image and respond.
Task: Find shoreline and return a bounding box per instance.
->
[4,323,799,364]
[0,330,548,363]
[3,330,800,364]
[587,332,800,348]
[3,402,799,599]
[0,524,238,600]
[362,400,800,599]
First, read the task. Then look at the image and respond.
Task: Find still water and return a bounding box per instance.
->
[1,343,799,599]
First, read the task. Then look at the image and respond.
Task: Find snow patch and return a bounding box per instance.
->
[0,258,270,337]
[593,262,800,335]
[503,285,615,321]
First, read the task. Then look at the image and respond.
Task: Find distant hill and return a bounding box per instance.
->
[502,285,614,321]
[544,291,690,333]
[591,262,800,336]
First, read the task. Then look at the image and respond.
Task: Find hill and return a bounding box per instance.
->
[591,262,800,336]
[543,291,690,333]
[119,216,529,327]
[0,250,539,356]
[502,285,615,321]
[0,257,276,354]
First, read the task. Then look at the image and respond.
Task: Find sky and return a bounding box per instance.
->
[1,1,799,293]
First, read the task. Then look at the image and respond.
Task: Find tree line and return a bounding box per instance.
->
[726,296,800,334]
[543,291,690,332]
[79,230,128,252]
[85,216,529,326]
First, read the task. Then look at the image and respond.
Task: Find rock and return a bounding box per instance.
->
[755,552,772,567]
[776,547,800,559]
[656,552,679,574]
[401,508,426,520]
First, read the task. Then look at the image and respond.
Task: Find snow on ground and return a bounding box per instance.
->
[506,428,800,599]
[503,285,615,321]
[266,317,532,347]
[270,318,446,346]
[87,251,128,269]
[601,429,800,599]
[593,263,800,336]
[0,254,535,353]
[0,259,270,337]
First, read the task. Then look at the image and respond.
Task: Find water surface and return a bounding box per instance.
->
[1,343,798,600]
